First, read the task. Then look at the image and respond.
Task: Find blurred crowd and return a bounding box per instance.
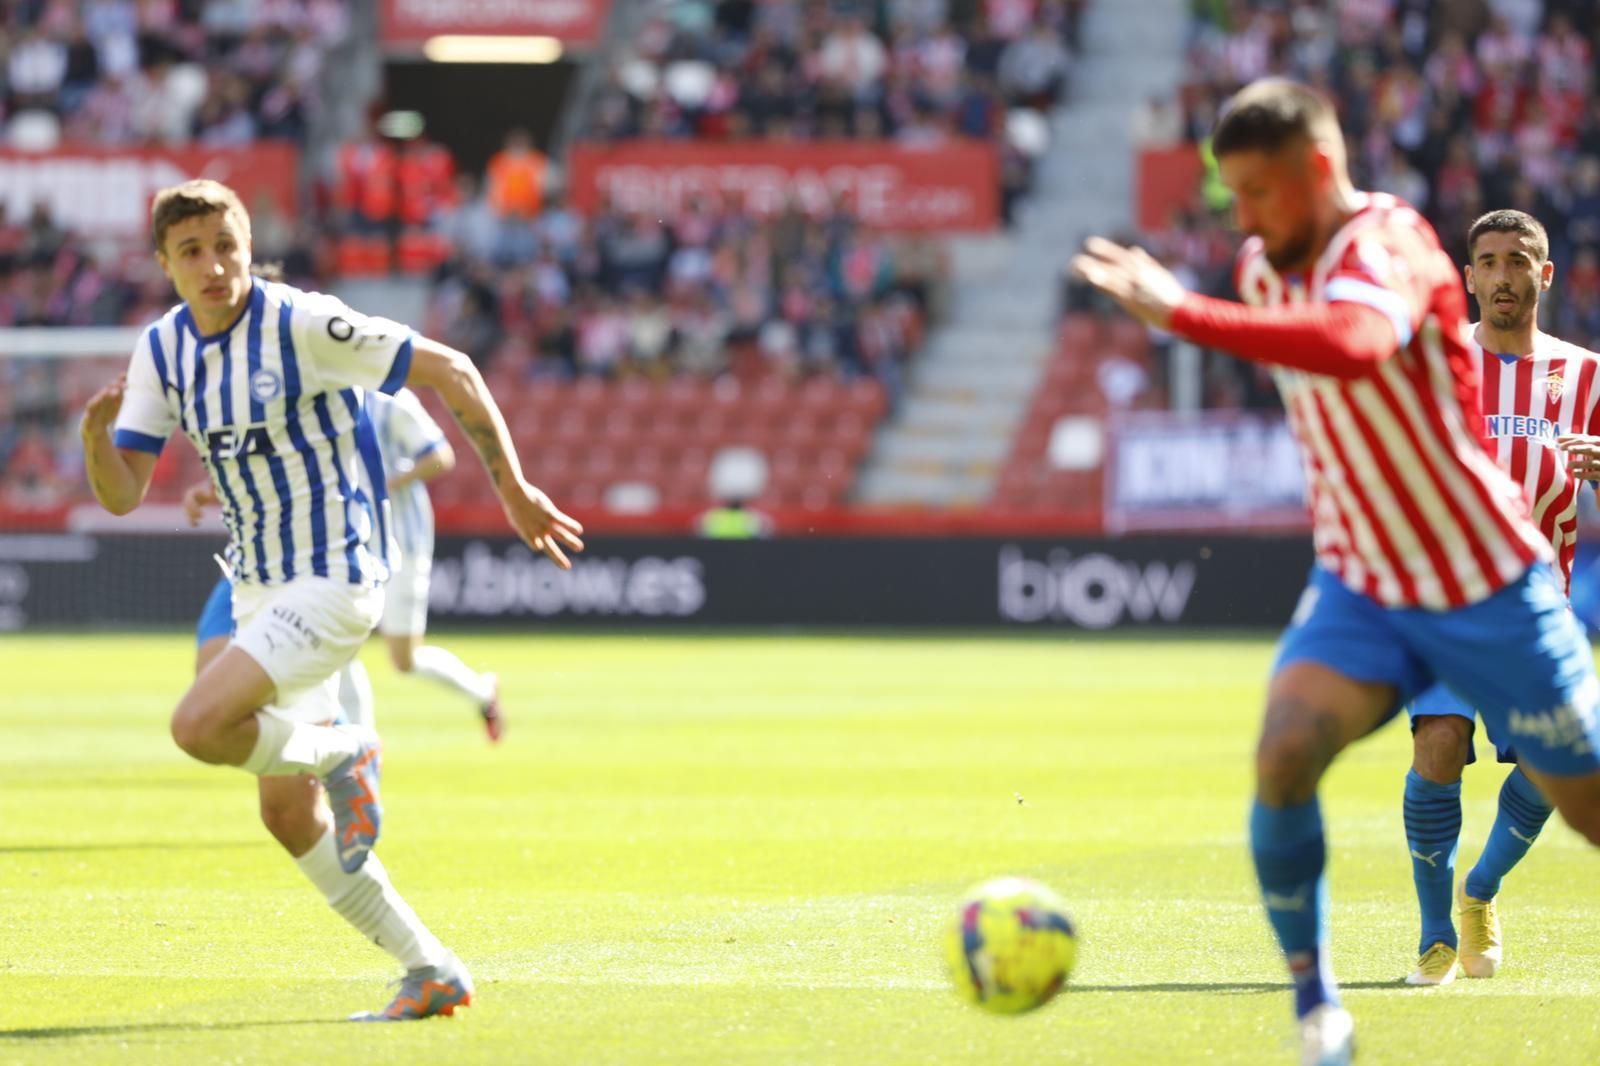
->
[0,0,346,331]
[421,183,948,393]
[587,0,1086,143]
[0,0,345,150]
[585,0,1088,224]
[1131,0,1600,409]
[0,0,1111,509]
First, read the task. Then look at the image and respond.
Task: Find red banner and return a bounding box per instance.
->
[1136,145,1204,232]
[381,0,609,45]
[0,145,298,242]
[569,141,1000,231]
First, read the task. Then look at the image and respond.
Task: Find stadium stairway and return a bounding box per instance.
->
[854,0,1189,509]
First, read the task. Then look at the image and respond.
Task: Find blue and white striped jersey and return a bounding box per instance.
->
[113,278,413,588]
[367,388,444,562]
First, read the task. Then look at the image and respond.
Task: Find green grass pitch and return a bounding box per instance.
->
[2,632,1598,1065]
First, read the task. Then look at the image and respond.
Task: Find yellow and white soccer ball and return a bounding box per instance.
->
[945,876,1078,1014]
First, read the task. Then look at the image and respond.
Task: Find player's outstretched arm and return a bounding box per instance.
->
[81,375,158,515]
[1070,237,1400,379]
[405,339,585,568]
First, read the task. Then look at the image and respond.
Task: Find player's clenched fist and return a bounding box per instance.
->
[81,374,127,439]
[503,480,585,569]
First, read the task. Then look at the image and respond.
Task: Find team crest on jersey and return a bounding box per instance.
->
[250,368,283,403]
[1544,370,1565,400]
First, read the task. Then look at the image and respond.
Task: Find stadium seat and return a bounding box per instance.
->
[845,379,888,419]
[395,231,452,274]
[334,236,391,277]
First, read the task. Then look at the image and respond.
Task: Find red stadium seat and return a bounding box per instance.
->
[600,409,640,444]
[774,411,823,448]
[797,375,844,413]
[830,413,873,454]
[567,482,603,510]
[845,379,888,418]
[334,236,391,277]
[395,231,452,274]
[553,409,592,437]
[581,447,618,478]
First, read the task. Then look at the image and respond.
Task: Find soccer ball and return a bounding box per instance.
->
[945,876,1078,1014]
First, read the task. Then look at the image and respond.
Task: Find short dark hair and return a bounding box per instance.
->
[1211,78,1341,157]
[1466,209,1549,263]
[150,179,250,253]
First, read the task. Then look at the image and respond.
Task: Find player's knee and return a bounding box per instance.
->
[1255,725,1326,804]
[1562,809,1600,848]
[1412,717,1471,783]
[170,698,225,763]
[1553,799,1600,847]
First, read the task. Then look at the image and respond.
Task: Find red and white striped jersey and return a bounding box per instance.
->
[1476,331,1600,590]
[1236,193,1551,609]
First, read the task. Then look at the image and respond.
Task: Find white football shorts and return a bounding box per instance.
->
[378,553,430,638]
[232,576,383,724]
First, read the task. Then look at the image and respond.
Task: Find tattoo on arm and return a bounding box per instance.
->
[450,403,512,490]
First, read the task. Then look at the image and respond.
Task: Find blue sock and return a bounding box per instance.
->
[1250,797,1339,1018]
[1403,768,1461,955]
[1464,766,1553,902]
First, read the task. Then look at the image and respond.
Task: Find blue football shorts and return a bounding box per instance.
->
[1274,563,1600,777]
[195,575,234,646]
[1406,682,1516,765]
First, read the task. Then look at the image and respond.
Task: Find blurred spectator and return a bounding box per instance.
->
[586,0,1081,152]
[577,295,629,376]
[697,497,773,537]
[435,174,500,265]
[21,204,66,268]
[397,133,457,229]
[998,23,1071,110]
[486,128,550,220]
[1133,95,1184,148]
[418,160,944,394]
[194,72,259,146]
[575,1,1085,229]
[337,125,398,234]
[820,13,889,104]
[2,0,340,151]
[8,26,69,112]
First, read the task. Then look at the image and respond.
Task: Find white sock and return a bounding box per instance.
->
[241,713,362,777]
[411,645,495,705]
[338,659,376,730]
[294,828,447,971]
